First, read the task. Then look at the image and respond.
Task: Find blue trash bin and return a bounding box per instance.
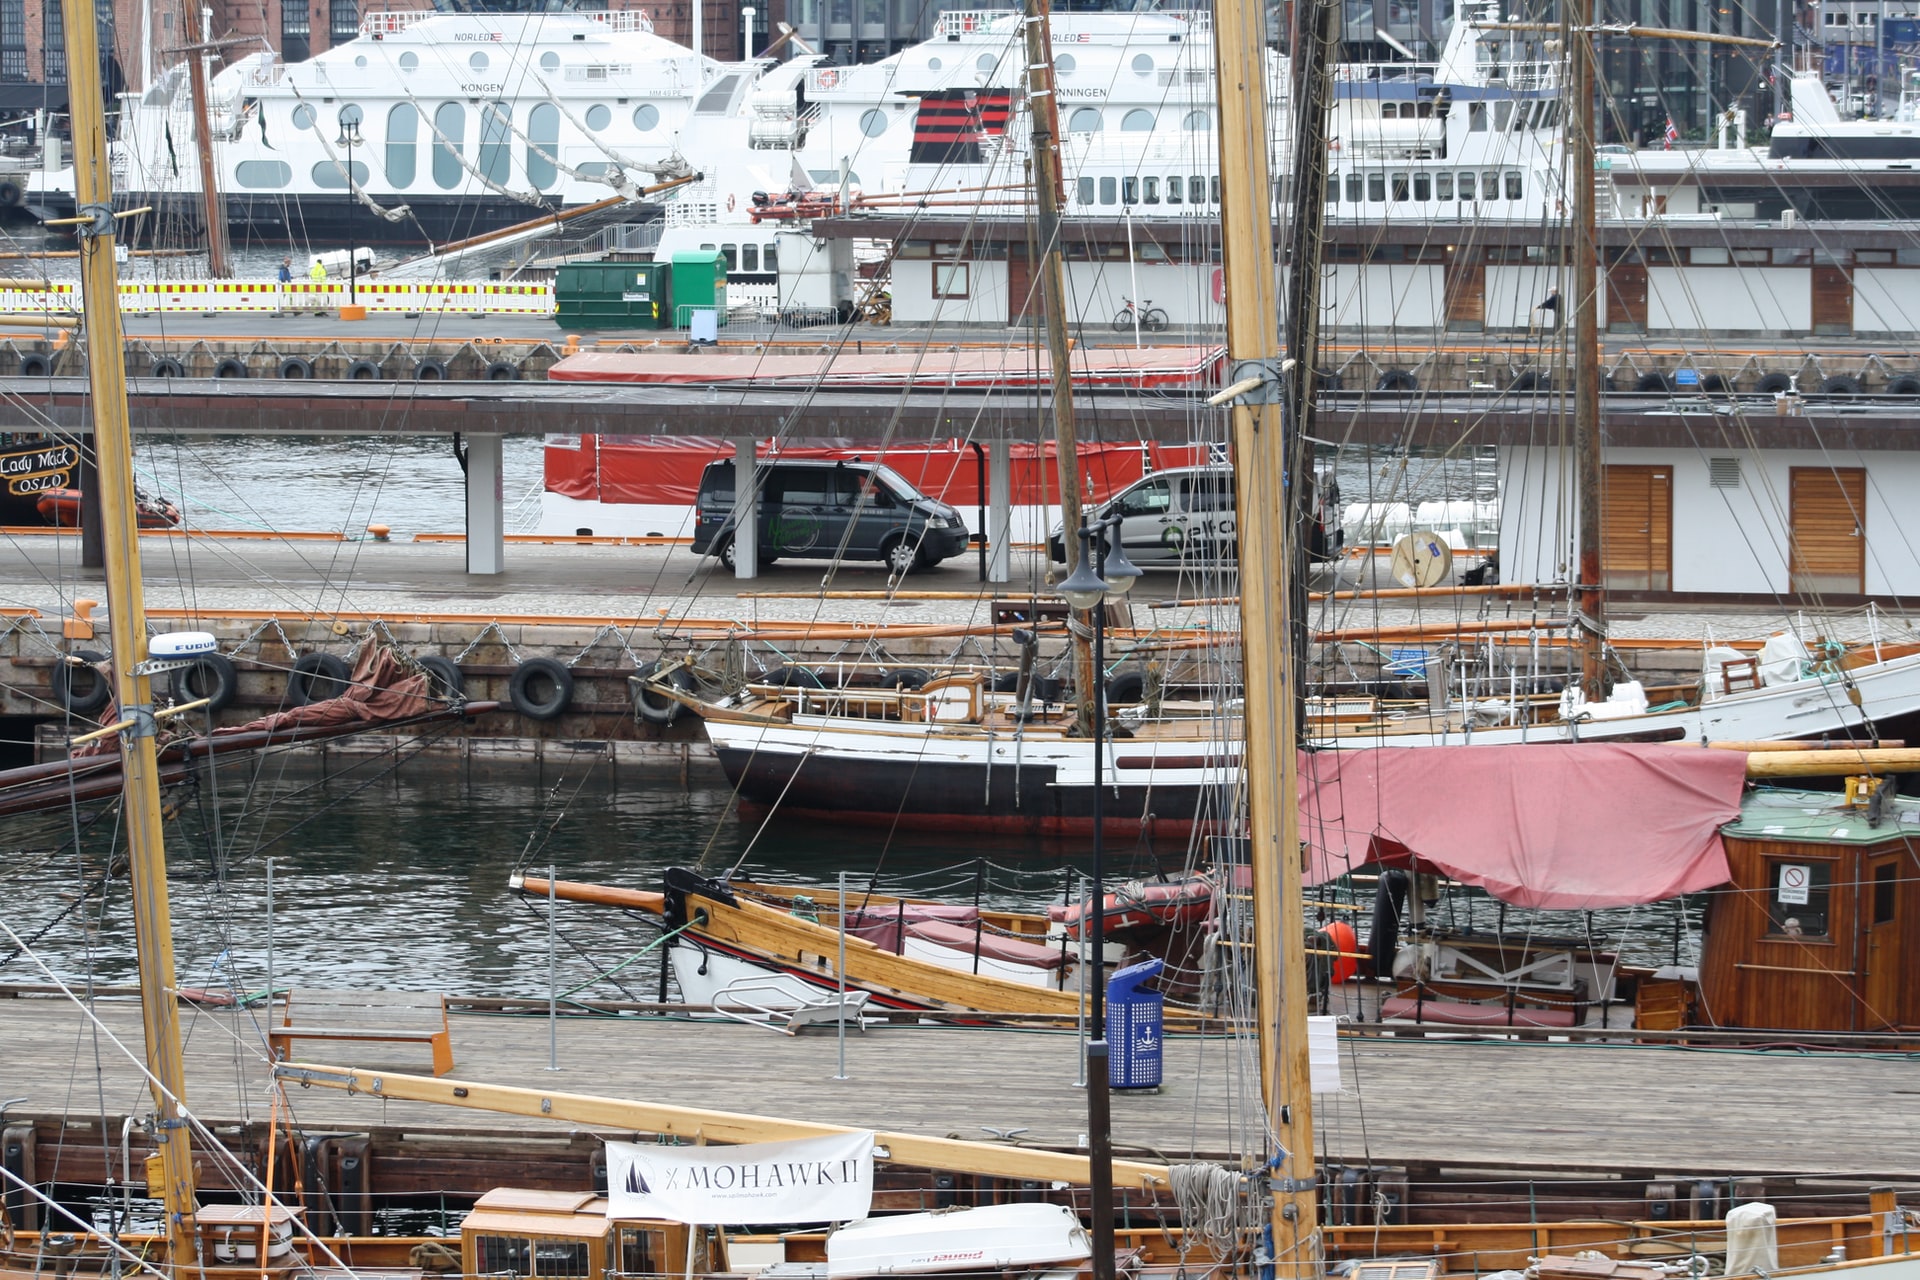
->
[1107,957,1166,1089]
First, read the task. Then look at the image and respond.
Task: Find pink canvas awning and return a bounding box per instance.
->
[1300,745,1749,909]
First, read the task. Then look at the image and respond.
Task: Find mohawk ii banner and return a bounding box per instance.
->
[605,1132,875,1225]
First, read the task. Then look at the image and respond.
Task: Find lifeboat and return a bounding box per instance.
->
[1049,873,1213,938]
[37,487,183,529]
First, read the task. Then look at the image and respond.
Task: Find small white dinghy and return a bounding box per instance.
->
[825,1203,1092,1279]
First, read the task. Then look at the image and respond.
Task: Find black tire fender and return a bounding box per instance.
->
[1634,371,1672,393]
[0,180,22,208]
[890,667,932,691]
[762,665,826,689]
[345,359,381,380]
[1756,372,1794,394]
[213,357,250,379]
[1106,670,1147,704]
[53,648,112,715]
[632,659,696,725]
[415,655,465,702]
[1375,368,1418,393]
[170,652,238,713]
[287,652,351,705]
[508,657,574,720]
[414,359,449,382]
[278,356,314,379]
[1821,374,1863,395]
[485,360,519,381]
[150,357,186,379]
[19,352,52,377]
[1888,375,1920,396]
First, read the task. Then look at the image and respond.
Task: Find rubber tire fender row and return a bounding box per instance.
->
[18,352,53,377]
[632,659,697,725]
[415,655,466,702]
[414,359,449,382]
[287,652,351,705]
[1106,670,1147,705]
[345,359,382,381]
[150,357,187,379]
[485,361,520,381]
[213,357,250,379]
[170,652,238,714]
[1888,375,1920,396]
[1755,372,1795,395]
[278,356,315,380]
[509,657,575,720]
[53,648,112,716]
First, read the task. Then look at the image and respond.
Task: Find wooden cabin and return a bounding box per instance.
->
[459,1188,721,1280]
[1697,787,1920,1033]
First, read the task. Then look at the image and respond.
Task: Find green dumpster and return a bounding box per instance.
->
[554,261,671,330]
[669,251,728,329]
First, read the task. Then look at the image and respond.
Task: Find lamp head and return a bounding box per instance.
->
[1101,533,1142,596]
[1058,554,1108,611]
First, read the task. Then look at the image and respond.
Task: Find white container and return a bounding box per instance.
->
[825,1203,1091,1279]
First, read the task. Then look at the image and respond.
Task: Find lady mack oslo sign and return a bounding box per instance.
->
[605,1132,875,1224]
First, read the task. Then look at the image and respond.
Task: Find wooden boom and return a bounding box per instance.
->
[270,1062,1170,1192]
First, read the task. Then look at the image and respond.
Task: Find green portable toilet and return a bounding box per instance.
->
[669,250,728,329]
[554,261,670,330]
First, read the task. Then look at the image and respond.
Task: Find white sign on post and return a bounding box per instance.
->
[605,1132,875,1225]
[1777,864,1811,906]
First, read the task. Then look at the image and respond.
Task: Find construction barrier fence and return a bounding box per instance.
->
[0,280,556,317]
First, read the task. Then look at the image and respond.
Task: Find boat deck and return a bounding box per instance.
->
[5,995,1918,1179]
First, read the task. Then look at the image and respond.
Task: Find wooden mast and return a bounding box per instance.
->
[177,38,233,278]
[62,0,201,1264]
[1212,0,1331,1267]
[1570,0,1606,698]
[1022,0,1097,733]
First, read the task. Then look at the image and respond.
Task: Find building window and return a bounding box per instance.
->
[931,262,968,298]
[283,0,311,63]
[1765,860,1832,939]
[329,0,357,43]
[42,0,63,83]
[0,0,24,82]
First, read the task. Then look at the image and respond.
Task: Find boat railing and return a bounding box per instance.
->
[930,7,1212,36]
[359,7,654,36]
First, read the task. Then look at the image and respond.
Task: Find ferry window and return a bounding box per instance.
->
[1193,176,1208,203]
[1469,102,1487,131]
[292,104,315,130]
[741,244,759,271]
[633,104,660,130]
[586,104,611,130]
[1367,172,1385,202]
[1381,102,1398,119]
[1345,173,1361,202]
[540,51,559,71]
[1494,101,1511,130]
[1183,109,1210,131]
[1055,53,1075,74]
[932,263,969,298]
[975,54,996,72]
[1122,176,1138,203]
[469,50,490,72]
[1436,172,1453,200]
[1390,172,1409,201]
[1131,53,1154,74]
[1077,176,1095,205]
[764,242,777,273]
[1873,863,1897,924]
[1068,107,1103,133]
[1765,860,1832,939]
[860,108,888,137]
[1099,176,1117,204]
[398,51,418,72]
[1482,170,1499,199]
[385,102,418,187]
[1544,100,1559,126]
[926,55,941,70]
[1413,172,1431,200]
[478,103,511,184]
[1457,171,1474,200]
[1505,170,1522,199]
[1211,175,1220,203]
[311,159,368,189]
[1121,108,1155,132]
[1143,176,1159,204]
[432,102,465,190]
[525,103,558,189]
[475,1235,533,1275]
[532,1239,591,1278]
[1166,175,1182,204]
[721,243,738,271]
[235,160,292,189]
[1417,100,1434,118]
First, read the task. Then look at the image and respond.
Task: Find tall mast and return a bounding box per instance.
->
[1570,0,1606,697]
[62,0,201,1265]
[1022,0,1097,734]
[1212,0,1331,1269]
[177,37,233,279]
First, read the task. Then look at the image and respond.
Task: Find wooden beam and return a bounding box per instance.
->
[1744,748,1920,777]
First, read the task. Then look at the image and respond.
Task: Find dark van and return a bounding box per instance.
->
[691,459,970,572]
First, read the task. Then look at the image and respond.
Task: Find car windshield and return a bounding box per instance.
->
[869,464,922,503]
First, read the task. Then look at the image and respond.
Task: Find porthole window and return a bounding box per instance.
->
[540,51,560,71]
[398,51,418,71]
[339,103,364,128]
[1068,107,1102,132]
[469,51,490,71]
[975,53,995,72]
[1183,109,1209,131]
[927,55,942,70]
[1121,108,1155,132]
[632,103,660,130]
[1131,53,1153,74]
[586,104,611,130]
[1055,53,1075,74]
[354,55,367,67]
[859,108,887,136]
[292,103,315,129]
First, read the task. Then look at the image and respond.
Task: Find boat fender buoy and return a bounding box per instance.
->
[763,666,826,689]
[150,357,186,379]
[170,652,238,714]
[414,655,465,702]
[632,659,695,725]
[1323,919,1360,984]
[414,359,448,381]
[0,181,21,208]
[1106,670,1147,704]
[990,671,1020,693]
[18,352,52,377]
[213,358,250,379]
[890,667,932,691]
[278,356,314,380]
[286,652,351,705]
[53,648,112,715]
[345,359,382,380]
[1367,869,1410,980]
[509,657,575,720]
[485,360,519,381]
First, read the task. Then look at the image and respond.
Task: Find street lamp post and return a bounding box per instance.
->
[336,117,364,305]
[1055,515,1140,1280]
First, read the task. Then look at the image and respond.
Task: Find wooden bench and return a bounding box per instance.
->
[1380,995,1579,1030]
[268,989,454,1076]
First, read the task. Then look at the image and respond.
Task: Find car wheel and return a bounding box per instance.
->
[717,538,735,570]
[883,536,918,574]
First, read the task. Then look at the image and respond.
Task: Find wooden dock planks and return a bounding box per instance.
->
[5,995,1916,1179]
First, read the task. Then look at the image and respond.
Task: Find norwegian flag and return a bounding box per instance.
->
[1663,116,1679,148]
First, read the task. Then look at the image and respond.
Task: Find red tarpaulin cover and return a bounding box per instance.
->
[1299,745,1749,909]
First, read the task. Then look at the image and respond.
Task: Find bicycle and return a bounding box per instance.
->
[1113,298,1170,333]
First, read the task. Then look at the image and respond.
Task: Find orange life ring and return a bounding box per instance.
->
[726,192,736,212]
[818,68,839,88]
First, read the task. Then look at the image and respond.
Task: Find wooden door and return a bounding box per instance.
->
[1600,465,1671,591]
[1789,466,1865,594]
[1811,266,1854,335]
[1443,247,1484,331]
[1006,248,1043,323]
[1862,854,1902,1030]
[1607,258,1649,332]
